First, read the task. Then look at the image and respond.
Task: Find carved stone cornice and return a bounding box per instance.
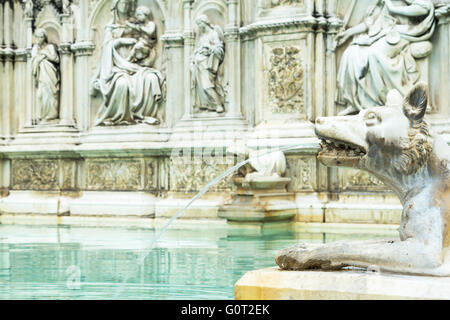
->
[59,43,72,55]
[224,27,240,41]
[1,47,15,61]
[71,41,95,57]
[436,5,450,24]
[14,49,28,62]
[161,33,184,48]
[239,17,317,38]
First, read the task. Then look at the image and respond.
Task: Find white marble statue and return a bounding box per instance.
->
[191,15,226,114]
[277,83,450,276]
[126,6,157,68]
[90,0,163,126]
[24,0,34,19]
[31,28,60,123]
[334,0,436,116]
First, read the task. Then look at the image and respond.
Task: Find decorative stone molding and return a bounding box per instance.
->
[85,158,158,192]
[270,0,304,7]
[285,156,315,191]
[340,169,386,192]
[169,157,234,193]
[86,159,139,191]
[160,33,184,48]
[11,159,77,191]
[71,41,95,57]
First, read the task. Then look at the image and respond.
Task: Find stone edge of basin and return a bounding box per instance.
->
[234,267,450,300]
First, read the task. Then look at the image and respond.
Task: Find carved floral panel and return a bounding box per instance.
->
[12,159,59,191]
[169,157,234,193]
[285,156,315,191]
[86,159,142,191]
[266,46,305,115]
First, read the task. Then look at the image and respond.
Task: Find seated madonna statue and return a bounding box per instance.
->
[90,0,163,126]
[334,0,436,116]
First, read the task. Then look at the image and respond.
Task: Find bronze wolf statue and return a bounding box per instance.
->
[276,83,450,276]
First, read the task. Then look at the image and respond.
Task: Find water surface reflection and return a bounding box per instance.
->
[0,224,395,300]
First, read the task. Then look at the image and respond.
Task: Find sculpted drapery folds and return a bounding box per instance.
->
[334,0,436,116]
[191,15,226,114]
[90,0,163,126]
[31,28,60,123]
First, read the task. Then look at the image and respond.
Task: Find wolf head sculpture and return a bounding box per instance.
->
[315,83,449,206]
[276,83,450,275]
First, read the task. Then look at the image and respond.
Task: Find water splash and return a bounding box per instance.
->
[114,143,314,297]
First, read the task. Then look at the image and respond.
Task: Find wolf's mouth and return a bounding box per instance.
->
[317,135,367,161]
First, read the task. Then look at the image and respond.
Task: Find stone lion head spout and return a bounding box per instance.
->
[315,83,445,203]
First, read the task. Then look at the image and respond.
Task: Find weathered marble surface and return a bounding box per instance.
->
[235,267,450,300]
[0,0,448,220]
[277,83,450,276]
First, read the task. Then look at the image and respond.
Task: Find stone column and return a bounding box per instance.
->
[25,17,34,127]
[224,0,242,118]
[72,43,94,133]
[2,0,13,139]
[314,0,326,120]
[161,34,185,128]
[14,50,28,131]
[435,7,450,118]
[182,0,194,120]
[324,0,343,195]
[325,0,340,117]
[72,0,94,132]
[59,14,75,127]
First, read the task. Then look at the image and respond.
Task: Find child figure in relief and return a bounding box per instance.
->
[126,6,157,68]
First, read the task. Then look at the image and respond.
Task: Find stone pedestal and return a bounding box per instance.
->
[218,176,296,222]
[235,267,450,300]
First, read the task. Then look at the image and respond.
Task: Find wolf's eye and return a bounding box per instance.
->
[365,112,378,126]
[367,112,376,120]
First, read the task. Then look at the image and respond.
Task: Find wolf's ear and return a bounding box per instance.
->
[403,82,428,125]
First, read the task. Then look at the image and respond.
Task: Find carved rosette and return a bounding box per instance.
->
[267,46,305,115]
[285,157,315,191]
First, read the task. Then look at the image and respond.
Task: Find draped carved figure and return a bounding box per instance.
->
[191,15,226,114]
[334,0,436,116]
[31,28,60,123]
[90,0,163,126]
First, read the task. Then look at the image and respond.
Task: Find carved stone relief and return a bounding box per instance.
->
[169,157,234,193]
[85,158,158,191]
[340,168,386,192]
[12,159,77,191]
[270,0,304,7]
[285,156,315,191]
[267,46,305,115]
[191,14,226,114]
[89,0,164,126]
[334,0,436,116]
[86,159,141,191]
[31,28,61,124]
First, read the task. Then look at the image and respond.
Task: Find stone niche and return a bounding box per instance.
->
[0,0,448,222]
